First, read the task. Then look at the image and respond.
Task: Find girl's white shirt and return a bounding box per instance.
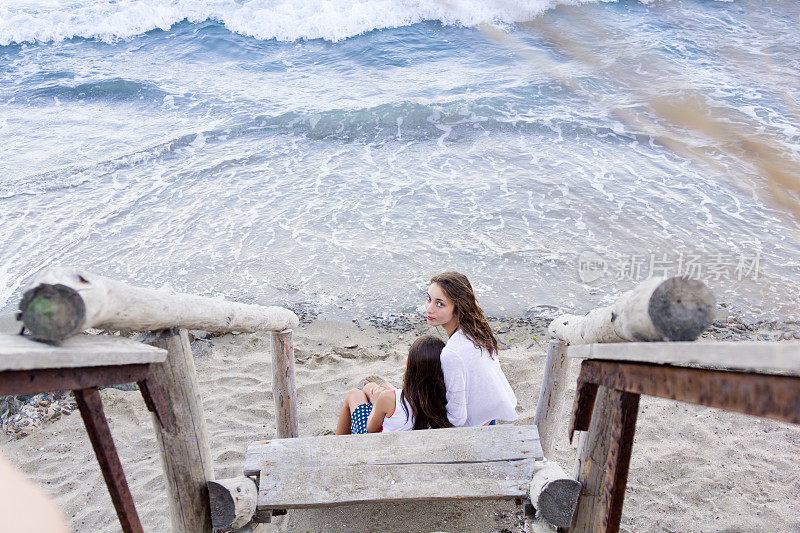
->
[440,329,518,427]
[382,389,415,432]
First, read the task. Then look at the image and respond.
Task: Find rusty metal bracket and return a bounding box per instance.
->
[74,387,144,533]
[137,372,173,429]
[1,363,172,533]
[0,364,152,396]
[569,378,598,443]
[573,360,800,425]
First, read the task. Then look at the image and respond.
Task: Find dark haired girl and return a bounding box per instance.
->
[335,335,452,434]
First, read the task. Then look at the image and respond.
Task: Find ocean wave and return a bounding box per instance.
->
[252,100,626,143]
[1,97,629,199]
[0,0,607,46]
[20,78,168,103]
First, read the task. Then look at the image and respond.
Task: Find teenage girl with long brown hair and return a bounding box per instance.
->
[335,335,452,434]
[425,271,517,427]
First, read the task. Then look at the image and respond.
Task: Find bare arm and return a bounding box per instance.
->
[0,452,70,533]
[363,378,393,403]
[366,389,395,433]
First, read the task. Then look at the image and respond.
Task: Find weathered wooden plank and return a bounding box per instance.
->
[571,387,639,533]
[257,460,536,508]
[572,360,800,425]
[245,425,542,476]
[566,341,800,375]
[0,334,166,371]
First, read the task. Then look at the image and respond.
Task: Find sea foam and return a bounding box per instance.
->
[0,0,607,46]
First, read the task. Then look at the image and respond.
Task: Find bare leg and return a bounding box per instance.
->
[335,389,369,435]
[335,399,351,435]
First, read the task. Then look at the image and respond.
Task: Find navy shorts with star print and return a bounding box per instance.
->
[351,402,373,434]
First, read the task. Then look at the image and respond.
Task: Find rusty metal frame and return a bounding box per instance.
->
[570,360,800,438]
[1,364,171,533]
[600,390,639,532]
[74,387,145,533]
[569,359,800,533]
[0,364,151,396]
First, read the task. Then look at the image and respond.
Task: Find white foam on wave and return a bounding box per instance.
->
[1,0,610,46]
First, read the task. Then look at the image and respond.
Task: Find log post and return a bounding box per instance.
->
[571,386,640,533]
[529,459,581,529]
[143,329,214,533]
[534,340,570,457]
[548,276,714,345]
[19,267,299,343]
[207,477,258,531]
[271,329,298,439]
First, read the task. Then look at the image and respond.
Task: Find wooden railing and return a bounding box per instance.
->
[532,275,799,532]
[18,267,300,533]
[534,275,715,457]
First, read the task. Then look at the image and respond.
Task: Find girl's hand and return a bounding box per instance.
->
[363,382,382,403]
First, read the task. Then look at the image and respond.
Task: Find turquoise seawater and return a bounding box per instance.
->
[1,0,799,321]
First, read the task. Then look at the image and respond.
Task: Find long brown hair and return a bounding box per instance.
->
[401,335,452,430]
[430,271,498,357]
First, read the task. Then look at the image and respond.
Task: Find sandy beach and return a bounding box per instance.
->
[2,315,799,532]
[3,0,800,531]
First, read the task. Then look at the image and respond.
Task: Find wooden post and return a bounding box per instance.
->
[529,459,581,528]
[271,329,298,439]
[207,477,258,531]
[143,329,214,533]
[571,386,639,533]
[534,340,570,458]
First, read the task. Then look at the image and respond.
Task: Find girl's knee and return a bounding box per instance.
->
[346,388,367,410]
[346,388,362,399]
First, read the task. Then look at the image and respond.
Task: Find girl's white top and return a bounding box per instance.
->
[382,389,415,432]
[440,329,518,427]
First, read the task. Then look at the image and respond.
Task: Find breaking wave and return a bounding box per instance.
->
[1,0,622,45]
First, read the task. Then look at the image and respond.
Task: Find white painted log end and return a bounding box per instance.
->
[208,477,258,531]
[548,276,714,345]
[524,514,558,533]
[529,460,581,529]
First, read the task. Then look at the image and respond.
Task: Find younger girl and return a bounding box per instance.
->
[335,335,452,434]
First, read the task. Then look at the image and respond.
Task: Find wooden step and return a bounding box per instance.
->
[0,333,167,371]
[245,424,542,509]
